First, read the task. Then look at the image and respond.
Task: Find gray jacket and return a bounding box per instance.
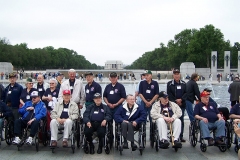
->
[228,80,240,101]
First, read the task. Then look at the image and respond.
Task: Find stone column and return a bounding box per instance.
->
[238,51,240,73]
[224,51,231,79]
[211,51,217,80]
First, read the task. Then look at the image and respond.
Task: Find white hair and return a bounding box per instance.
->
[49,78,57,84]
[68,69,76,73]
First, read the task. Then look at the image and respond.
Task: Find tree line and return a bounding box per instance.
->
[125,24,240,70]
[0,39,103,70]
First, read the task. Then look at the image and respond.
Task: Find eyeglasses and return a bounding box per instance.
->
[28,83,33,85]
[32,97,37,99]
[50,83,55,84]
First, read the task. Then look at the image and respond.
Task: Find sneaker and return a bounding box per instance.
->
[12,137,21,145]
[26,137,33,145]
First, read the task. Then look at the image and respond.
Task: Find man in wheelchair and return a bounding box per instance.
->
[194,91,225,146]
[114,94,146,151]
[83,93,112,154]
[0,100,13,140]
[230,102,240,143]
[151,91,182,148]
[12,91,47,145]
[50,89,79,147]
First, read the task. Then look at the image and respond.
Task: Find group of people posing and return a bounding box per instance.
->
[0,68,238,156]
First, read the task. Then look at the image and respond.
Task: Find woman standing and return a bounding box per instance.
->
[20,78,37,106]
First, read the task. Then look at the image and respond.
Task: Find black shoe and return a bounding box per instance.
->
[208,138,214,146]
[97,147,102,154]
[159,140,169,149]
[180,138,186,143]
[173,140,182,148]
[215,139,225,145]
[89,144,95,154]
[123,142,129,149]
[131,143,137,151]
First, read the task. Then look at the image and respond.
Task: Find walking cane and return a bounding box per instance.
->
[167,111,175,146]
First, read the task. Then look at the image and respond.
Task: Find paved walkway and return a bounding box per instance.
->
[0,120,238,160]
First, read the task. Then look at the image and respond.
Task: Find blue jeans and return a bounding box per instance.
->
[199,120,225,139]
[185,100,194,122]
[0,118,3,138]
[141,101,152,123]
[179,108,185,138]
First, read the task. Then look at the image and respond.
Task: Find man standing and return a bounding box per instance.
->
[85,71,102,107]
[135,73,145,105]
[228,75,240,107]
[185,73,200,122]
[3,73,23,119]
[58,69,85,109]
[56,72,64,90]
[167,69,187,142]
[139,70,159,127]
[103,72,126,115]
[33,74,49,98]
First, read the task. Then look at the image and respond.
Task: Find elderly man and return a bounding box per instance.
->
[167,69,187,142]
[139,70,159,123]
[135,73,145,105]
[58,69,85,109]
[85,71,102,107]
[103,72,126,115]
[114,94,146,150]
[3,73,23,119]
[12,91,47,145]
[228,75,240,107]
[194,91,225,146]
[33,74,49,98]
[83,93,112,154]
[50,89,79,147]
[151,91,182,148]
[20,78,37,106]
[185,73,200,122]
[56,72,64,90]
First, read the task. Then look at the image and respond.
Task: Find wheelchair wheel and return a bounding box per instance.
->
[200,143,207,152]
[150,122,154,148]
[139,148,143,155]
[41,120,49,146]
[84,143,89,154]
[105,145,110,154]
[218,145,227,152]
[5,120,14,145]
[225,122,231,149]
[235,145,239,153]
[119,145,123,155]
[75,120,80,149]
[155,139,159,152]
[189,123,197,147]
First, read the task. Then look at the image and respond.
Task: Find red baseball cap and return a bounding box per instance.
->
[200,91,209,97]
[63,90,71,95]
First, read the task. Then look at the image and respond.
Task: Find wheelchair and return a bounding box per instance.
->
[189,114,230,152]
[150,120,182,152]
[17,117,48,151]
[81,121,113,154]
[0,117,15,145]
[115,122,146,155]
[49,118,80,153]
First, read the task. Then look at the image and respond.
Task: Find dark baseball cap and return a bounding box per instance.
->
[159,91,168,98]
[173,69,180,74]
[85,71,93,76]
[110,72,117,77]
[203,88,212,92]
[9,72,17,78]
[93,93,102,99]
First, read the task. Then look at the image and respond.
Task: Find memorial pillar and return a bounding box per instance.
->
[211,51,217,80]
[224,51,231,79]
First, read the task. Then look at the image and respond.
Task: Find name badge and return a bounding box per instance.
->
[163,108,168,111]
[126,112,130,116]
[38,88,43,91]
[177,86,181,89]
[70,86,73,90]
[26,95,30,99]
[94,111,99,114]
[48,94,52,97]
[202,107,207,111]
[8,91,11,94]
[146,90,151,93]
[86,89,89,93]
[110,90,114,94]
[63,108,68,112]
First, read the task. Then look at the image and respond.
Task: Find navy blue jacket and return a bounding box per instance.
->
[3,83,23,108]
[114,103,147,124]
[0,101,13,118]
[83,103,112,123]
[19,100,47,121]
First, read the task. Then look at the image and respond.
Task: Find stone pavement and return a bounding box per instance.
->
[0,120,238,160]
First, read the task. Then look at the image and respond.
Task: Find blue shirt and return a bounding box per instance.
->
[4,83,23,108]
[85,81,102,102]
[174,80,183,99]
[60,103,69,119]
[103,82,126,105]
[139,80,159,100]
[36,83,45,98]
[230,103,240,115]
[160,103,173,117]
[20,88,37,103]
[194,102,219,123]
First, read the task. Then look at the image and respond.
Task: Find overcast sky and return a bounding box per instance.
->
[0,0,239,66]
